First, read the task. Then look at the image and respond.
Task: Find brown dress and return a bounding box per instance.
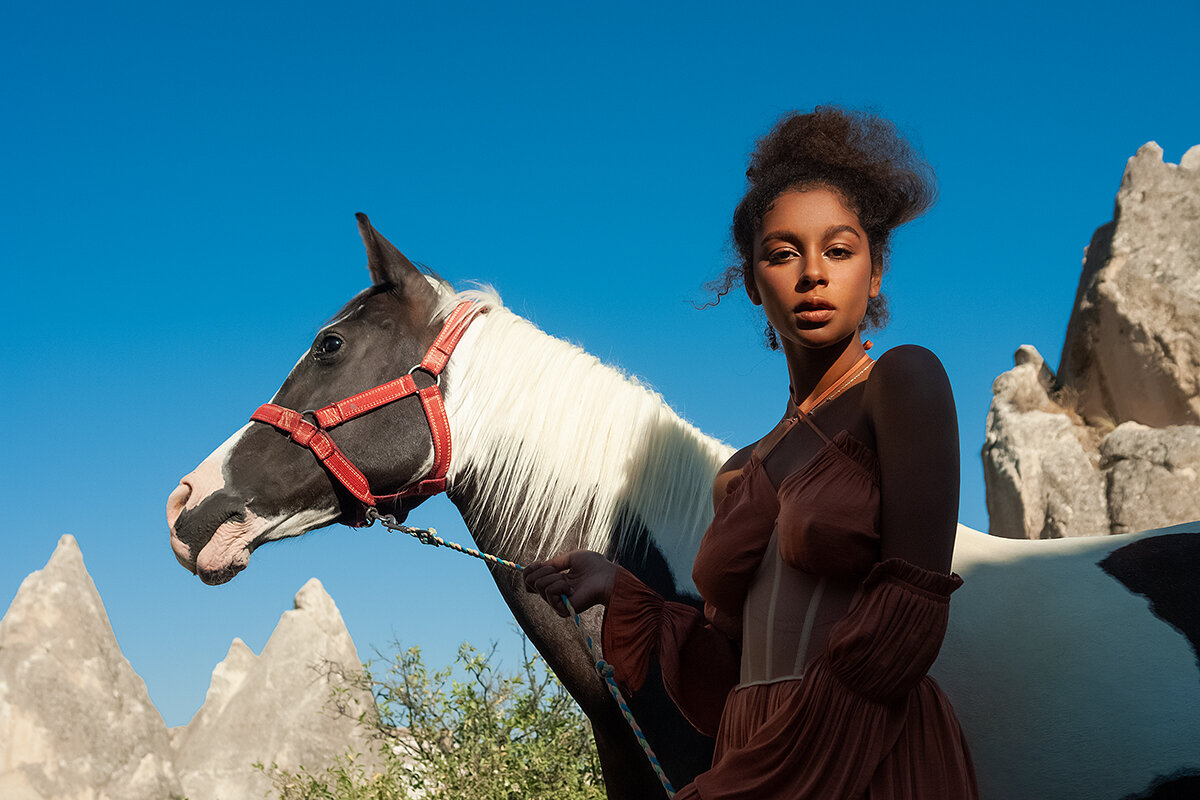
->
[602,415,978,799]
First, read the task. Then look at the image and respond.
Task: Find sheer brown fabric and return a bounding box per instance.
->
[600,419,978,798]
[776,429,880,577]
[603,560,977,799]
[740,529,856,685]
[602,567,738,737]
[693,427,880,617]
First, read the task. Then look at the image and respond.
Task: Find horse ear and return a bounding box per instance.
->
[355,213,438,305]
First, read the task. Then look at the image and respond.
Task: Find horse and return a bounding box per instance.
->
[167,215,1200,800]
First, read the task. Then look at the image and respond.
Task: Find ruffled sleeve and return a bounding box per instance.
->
[601,566,740,737]
[825,557,962,704]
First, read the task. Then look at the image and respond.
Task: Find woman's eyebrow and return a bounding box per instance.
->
[824,224,862,239]
[759,229,797,244]
[759,225,862,245]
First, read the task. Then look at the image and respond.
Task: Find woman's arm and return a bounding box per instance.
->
[817,350,964,705]
[864,344,960,573]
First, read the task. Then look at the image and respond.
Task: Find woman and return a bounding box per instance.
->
[524,107,978,798]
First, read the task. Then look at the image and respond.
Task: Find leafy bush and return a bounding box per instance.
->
[261,638,605,800]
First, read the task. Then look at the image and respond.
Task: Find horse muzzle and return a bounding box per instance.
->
[167,480,260,584]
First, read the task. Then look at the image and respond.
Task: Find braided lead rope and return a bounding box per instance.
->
[366,508,522,570]
[365,508,676,798]
[562,594,677,797]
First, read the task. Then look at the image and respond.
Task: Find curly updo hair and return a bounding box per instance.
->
[713,106,937,345]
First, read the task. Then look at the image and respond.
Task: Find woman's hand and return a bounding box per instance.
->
[522,550,618,618]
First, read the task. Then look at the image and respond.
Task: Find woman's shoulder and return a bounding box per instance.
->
[871,344,945,378]
[711,442,759,508]
[867,345,950,393]
[864,345,954,426]
[719,441,759,474]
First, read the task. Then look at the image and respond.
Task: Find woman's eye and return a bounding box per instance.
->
[314,333,344,358]
[827,246,852,259]
[768,249,798,263]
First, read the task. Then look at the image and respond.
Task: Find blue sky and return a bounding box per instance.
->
[3,0,1198,728]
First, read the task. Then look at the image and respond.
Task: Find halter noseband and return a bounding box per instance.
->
[249,301,486,525]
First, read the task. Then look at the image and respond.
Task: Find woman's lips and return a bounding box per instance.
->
[796,302,835,323]
[796,309,834,323]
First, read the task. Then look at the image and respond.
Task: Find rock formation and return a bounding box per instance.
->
[1059,143,1200,429]
[0,535,181,800]
[172,578,379,800]
[984,143,1200,538]
[0,538,380,800]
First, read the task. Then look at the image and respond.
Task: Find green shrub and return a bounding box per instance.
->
[261,637,605,800]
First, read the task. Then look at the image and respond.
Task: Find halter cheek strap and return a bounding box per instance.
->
[249,301,486,523]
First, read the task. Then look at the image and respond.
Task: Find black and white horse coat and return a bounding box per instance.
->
[940,522,1199,799]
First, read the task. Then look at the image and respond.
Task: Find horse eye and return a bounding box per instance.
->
[314,333,344,358]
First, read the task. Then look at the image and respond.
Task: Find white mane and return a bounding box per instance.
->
[440,286,734,593]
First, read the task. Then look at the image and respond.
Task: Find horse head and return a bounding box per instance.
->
[166,214,460,585]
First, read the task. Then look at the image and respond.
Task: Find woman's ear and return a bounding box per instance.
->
[869,267,882,299]
[745,272,762,306]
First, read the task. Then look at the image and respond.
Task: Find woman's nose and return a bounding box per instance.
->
[797,254,827,288]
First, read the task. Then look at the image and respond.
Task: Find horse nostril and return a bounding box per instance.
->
[166,481,192,531]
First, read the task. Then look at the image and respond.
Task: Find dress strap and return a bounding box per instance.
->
[752,416,801,463]
[797,355,876,445]
[755,353,875,461]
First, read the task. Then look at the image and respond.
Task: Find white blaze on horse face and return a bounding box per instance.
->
[168,407,343,579]
[167,424,251,529]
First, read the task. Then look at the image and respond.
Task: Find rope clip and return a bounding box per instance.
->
[364,507,441,548]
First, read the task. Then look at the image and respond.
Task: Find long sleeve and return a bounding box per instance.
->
[601,566,740,737]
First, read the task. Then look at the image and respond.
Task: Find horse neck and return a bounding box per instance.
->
[442,303,732,594]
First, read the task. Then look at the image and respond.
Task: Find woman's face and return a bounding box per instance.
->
[747,187,879,352]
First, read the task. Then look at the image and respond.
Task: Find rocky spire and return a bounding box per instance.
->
[0,535,181,800]
[171,578,380,800]
[984,143,1200,538]
[1,538,383,800]
[1059,142,1200,428]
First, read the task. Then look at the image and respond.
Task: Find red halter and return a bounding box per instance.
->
[250,301,486,523]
